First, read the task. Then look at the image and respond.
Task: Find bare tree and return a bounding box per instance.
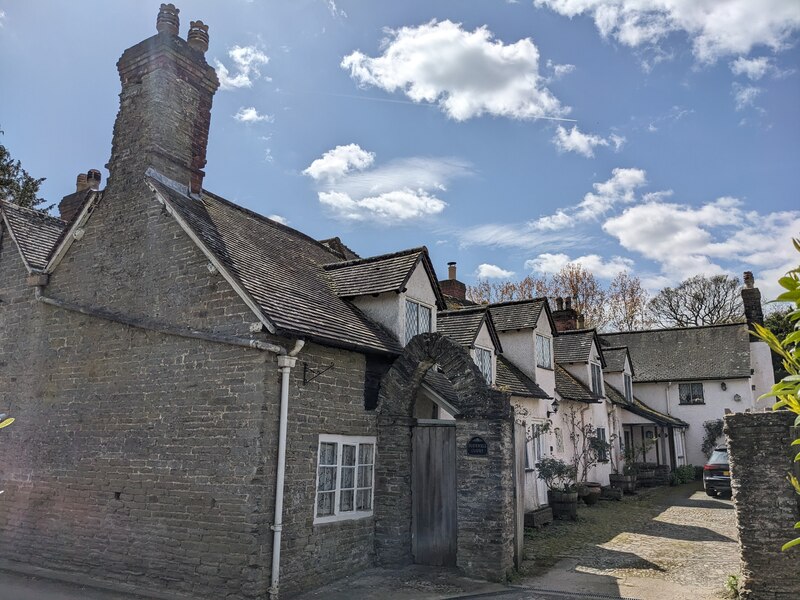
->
[466,274,550,304]
[551,264,608,329]
[647,274,744,328]
[607,272,652,331]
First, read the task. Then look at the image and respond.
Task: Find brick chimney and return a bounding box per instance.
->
[106,4,219,195]
[741,271,764,329]
[59,170,103,222]
[438,261,466,301]
[552,296,578,332]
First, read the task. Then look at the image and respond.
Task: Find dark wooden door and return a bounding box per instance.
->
[412,423,457,566]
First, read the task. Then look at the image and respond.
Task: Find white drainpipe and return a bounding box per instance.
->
[269,340,305,600]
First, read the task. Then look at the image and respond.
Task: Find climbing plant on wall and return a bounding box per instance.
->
[701,419,724,457]
[751,237,800,552]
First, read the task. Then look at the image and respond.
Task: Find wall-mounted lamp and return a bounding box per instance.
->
[547,398,560,418]
[720,382,727,391]
[733,394,742,402]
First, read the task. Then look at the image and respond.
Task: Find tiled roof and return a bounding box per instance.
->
[605,381,687,428]
[318,237,360,260]
[496,355,550,399]
[555,364,601,403]
[437,307,502,351]
[554,329,603,365]
[601,323,751,382]
[147,175,403,355]
[602,346,631,373]
[422,370,459,409]
[324,249,444,308]
[0,200,67,270]
[488,298,548,331]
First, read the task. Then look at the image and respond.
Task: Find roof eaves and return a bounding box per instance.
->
[0,207,34,273]
[44,191,102,274]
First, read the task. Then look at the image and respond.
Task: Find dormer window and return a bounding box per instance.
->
[535,333,552,369]
[405,299,432,344]
[591,362,603,395]
[474,347,493,385]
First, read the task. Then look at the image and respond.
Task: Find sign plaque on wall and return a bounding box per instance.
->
[467,436,488,456]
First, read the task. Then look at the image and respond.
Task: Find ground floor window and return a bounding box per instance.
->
[595,427,608,462]
[315,434,376,523]
[526,422,546,470]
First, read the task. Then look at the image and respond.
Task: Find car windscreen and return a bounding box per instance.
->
[709,450,728,465]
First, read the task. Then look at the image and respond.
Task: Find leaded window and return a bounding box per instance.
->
[405,299,432,344]
[679,382,705,405]
[474,347,493,385]
[591,362,603,395]
[624,373,633,402]
[535,333,552,369]
[315,435,376,523]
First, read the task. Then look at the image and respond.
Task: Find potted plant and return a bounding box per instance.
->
[610,444,638,493]
[536,457,578,520]
[565,407,604,505]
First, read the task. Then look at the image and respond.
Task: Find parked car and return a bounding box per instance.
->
[703,447,731,498]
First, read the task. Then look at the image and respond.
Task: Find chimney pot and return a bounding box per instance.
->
[448,262,457,280]
[564,297,572,311]
[743,271,754,289]
[577,314,585,329]
[87,169,102,191]
[556,297,564,311]
[75,173,89,193]
[187,20,210,53]
[156,4,180,36]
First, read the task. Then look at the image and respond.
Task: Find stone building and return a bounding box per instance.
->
[0,6,522,599]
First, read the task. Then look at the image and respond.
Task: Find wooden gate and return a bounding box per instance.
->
[512,422,526,569]
[412,422,457,566]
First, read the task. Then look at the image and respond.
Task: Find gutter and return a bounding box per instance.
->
[34,286,305,598]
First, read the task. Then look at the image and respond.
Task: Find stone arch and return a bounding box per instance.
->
[374,332,515,582]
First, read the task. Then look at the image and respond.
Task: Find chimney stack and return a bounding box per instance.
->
[60,169,102,222]
[741,271,764,330]
[577,314,585,329]
[108,4,219,195]
[438,261,466,302]
[552,295,578,332]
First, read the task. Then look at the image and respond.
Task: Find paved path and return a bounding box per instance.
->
[519,482,738,600]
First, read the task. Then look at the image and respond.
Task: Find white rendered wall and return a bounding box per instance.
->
[750,340,775,410]
[499,329,535,380]
[351,292,402,341]
[513,396,551,510]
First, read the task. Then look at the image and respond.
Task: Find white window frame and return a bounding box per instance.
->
[526,420,547,471]
[678,382,705,405]
[624,373,633,402]
[590,362,603,395]
[473,346,493,385]
[596,427,608,462]
[314,434,376,524]
[404,298,433,345]
[535,333,553,369]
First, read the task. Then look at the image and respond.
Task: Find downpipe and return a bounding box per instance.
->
[269,339,305,600]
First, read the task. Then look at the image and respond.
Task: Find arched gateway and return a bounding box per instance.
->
[374,333,518,582]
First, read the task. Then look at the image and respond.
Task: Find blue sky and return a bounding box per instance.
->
[1,0,799,299]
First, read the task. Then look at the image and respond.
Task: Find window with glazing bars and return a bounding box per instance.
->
[405,299,432,344]
[535,333,552,368]
[678,382,705,405]
[624,373,633,402]
[474,347,492,385]
[591,362,603,395]
[596,427,608,462]
[315,435,375,523]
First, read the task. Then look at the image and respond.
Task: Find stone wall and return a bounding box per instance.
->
[724,411,800,599]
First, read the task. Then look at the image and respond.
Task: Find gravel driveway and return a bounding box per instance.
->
[520,482,739,599]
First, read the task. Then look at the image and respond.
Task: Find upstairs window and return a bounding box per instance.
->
[679,382,705,405]
[405,299,432,344]
[315,435,376,523]
[535,333,552,369]
[624,373,633,402]
[474,347,493,385]
[591,362,603,396]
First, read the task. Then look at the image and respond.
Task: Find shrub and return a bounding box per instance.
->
[675,465,696,483]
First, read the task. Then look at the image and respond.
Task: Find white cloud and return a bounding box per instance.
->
[526,253,633,278]
[0,10,6,28]
[532,167,646,229]
[476,264,516,278]
[341,20,567,121]
[233,107,274,123]
[534,0,800,63]
[546,59,576,79]
[304,145,471,223]
[268,214,288,225]
[732,83,762,110]
[215,45,270,90]
[730,56,772,80]
[325,0,347,18]
[602,196,800,288]
[303,144,375,181]
[552,125,626,157]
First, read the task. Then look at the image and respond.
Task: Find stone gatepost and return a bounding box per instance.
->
[724,411,800,599]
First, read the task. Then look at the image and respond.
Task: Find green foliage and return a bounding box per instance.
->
[724,574,740,598]
[765,308,794,381]
[535,457,577,493]
[750,237,800,552]
[702,419,724,457]
[0,129,48,211]
[675,465,696,484]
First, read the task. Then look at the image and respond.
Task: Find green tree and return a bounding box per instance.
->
[0,129,48,211]
[765,308,794,381]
